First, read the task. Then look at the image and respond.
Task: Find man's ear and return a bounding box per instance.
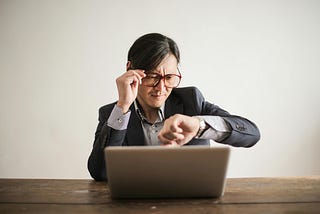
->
[126,61,131,71]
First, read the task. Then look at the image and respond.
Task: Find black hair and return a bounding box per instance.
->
[127,33,180,72]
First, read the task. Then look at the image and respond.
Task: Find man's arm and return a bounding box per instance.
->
[201,100,260,147]
[87,105,129,181]
[158,87,260,147]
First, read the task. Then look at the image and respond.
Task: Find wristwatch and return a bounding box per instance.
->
[195,116,207,139]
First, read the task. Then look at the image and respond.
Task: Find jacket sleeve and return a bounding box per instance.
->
[87,105,127,181]
[194,87,260,147]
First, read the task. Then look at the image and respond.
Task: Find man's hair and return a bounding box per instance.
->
[127,33,180,72]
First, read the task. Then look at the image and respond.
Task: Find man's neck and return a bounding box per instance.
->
[144,109,160,124]
[134,100,164,124]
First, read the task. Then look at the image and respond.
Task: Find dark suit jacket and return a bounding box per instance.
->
[87,87,260,181]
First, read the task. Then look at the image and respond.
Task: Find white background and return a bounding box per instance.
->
[1,0,319,179]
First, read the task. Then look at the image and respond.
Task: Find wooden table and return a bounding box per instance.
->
[0,177,319,213]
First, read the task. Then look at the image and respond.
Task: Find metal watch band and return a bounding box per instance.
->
[195,116,206,138]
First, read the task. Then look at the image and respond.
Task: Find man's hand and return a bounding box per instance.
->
[158,114,200,146]
[116,69,145,113]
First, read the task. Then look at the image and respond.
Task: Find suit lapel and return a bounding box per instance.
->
[126,104,145,146]
[164,93,184,118]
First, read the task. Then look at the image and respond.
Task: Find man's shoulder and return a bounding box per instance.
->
[168,86,204,115]
[171,86,203,99]
[172,86,200,96]
[169,86,204,105]
[98,101,117,114]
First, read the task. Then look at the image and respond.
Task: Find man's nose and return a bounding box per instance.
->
[154,77,166,90]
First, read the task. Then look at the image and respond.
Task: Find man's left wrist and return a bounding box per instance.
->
[194,116,207,138]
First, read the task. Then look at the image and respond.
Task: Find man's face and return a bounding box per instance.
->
[137,54,178,111]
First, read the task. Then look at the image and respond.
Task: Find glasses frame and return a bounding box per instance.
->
[142,68,182,88]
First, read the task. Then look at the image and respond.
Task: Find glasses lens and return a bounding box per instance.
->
[142,73,181,88]
[142,73,160,87]
[165,74,180,87]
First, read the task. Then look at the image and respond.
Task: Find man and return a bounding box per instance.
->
[88,33,260,181]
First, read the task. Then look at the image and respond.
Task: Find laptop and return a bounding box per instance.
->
[104,145,230,199]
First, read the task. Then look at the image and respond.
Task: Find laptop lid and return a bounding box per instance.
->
[104,145,230,199]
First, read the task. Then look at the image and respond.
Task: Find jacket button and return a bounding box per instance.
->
[236,124,246,131]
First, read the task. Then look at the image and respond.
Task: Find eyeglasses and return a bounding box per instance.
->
[141,69,182,88]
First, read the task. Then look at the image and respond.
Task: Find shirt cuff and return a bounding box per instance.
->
[197,116,231,141]
[107,105,131,130]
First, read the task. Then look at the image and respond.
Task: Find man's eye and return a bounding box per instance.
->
[147,74,159,78]
[165,75,173,80]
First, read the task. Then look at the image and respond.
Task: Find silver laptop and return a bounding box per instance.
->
[104,145,230,199]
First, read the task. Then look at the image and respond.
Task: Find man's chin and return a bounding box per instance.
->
[151,103,163,109]
[149,100,165,109]
[149,97,165,106]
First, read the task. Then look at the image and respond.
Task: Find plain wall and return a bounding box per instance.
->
[1,0,319,179]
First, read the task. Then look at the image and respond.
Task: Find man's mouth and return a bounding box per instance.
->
[150,93,165,98]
